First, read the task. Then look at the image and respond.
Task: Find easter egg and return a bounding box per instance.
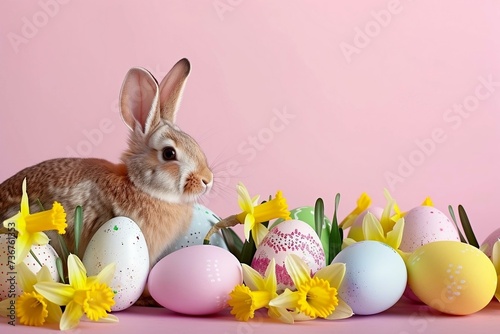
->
[331,241,407,315]
[346,207,384,241]
[0,234,59,300]
[82,217,149,311]
[481,227,500,257]
[148,245,242,315]
[399,206,460,253]
[252,219,325,291]
[272,206,331,260]
[407,241,497,315]
[157,204,227,261]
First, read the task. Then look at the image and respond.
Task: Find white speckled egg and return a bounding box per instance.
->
[400,206,460,252]
[82,217,149,311]
[332,241,407,315]
[148,245,242,315]
[251,219,325,291]
[157,204,227,261]
[0,234,59,300]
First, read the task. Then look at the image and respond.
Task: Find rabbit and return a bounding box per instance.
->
[0,58,213,270]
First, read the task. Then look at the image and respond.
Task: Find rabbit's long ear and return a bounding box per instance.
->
[158,58,191,124]
[120,67,160,134]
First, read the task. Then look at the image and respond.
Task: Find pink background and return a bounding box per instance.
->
[1,0,500,243]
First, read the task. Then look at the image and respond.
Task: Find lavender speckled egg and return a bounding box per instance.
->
[481,227,500,257]
[0,234,59,300]
[251,219,325,291]
[157,204,227,262]
[82,217,149,311]
[400,206,460,253]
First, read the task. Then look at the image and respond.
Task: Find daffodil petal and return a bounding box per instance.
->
[243,214,255,242]
[241,264,265,291]
[67,254,88,290]
[60,301,84,331]
[285,254,312,288]
[0,298,13,317]
[16,262,37,292]
[314,263,346,289]
[237,183,254,213]
[36,265,55,283]
[325,298,354,320]
[251,195,260,207]
[268,306,294,324]
[492,240,500,273]
[362,213,385,242]
[45,301,63,324]
[34,282,75,305]
[263,258,277,293]
[15,233,32,264]
[3,212,21,229]
[94,262,116,286]
[253,223,268,247]
[31,232,50,245]
[94,314,119,323]
[20,178,30,215]
[386,218,405,249]
[269,288,299,310]
[342,238,356,249]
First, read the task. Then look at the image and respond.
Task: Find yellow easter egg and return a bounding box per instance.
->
[407,241,497,315]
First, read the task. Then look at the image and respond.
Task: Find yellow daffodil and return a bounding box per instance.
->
[34,254,117,331]
[339,192,372,229]
[491,240,500,302]
[235,182,290,246]
[228,259,293,323]
[0,263,62,326]
[343,189,406,256]
[269,254,353,321]
[2,178,67,264]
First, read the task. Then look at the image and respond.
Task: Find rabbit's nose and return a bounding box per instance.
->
[201,169,213,189]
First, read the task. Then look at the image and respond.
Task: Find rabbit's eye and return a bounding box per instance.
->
[162,146,177,161]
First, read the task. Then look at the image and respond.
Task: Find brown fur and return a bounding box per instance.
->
[0,59,213,270]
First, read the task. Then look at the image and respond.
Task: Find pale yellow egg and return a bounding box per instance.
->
[407,241,497,315]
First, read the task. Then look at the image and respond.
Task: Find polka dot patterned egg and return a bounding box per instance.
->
[157,204,227,261]
[0,234,59,300]
[271,206,331,260]
[400,206,460,252]
[407,241,497,315]
[252,219,325,291]
[82,217,149,311]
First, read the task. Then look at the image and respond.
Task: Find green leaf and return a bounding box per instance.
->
[74,206,83,255]
[239,234,256,266]
[29,249,43,268]
[314,198,325,239]
[448,205,467,243]
[328,193,342,264]
[221,227,244,259]
[458,205,478,248]
[57,234,69,265]
[56,257,66,284]
[35,199,45,211]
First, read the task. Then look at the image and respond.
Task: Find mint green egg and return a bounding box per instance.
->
[271,206,331,259]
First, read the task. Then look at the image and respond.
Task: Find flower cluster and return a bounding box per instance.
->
[228,254,353,323]
[0,178,117,330]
